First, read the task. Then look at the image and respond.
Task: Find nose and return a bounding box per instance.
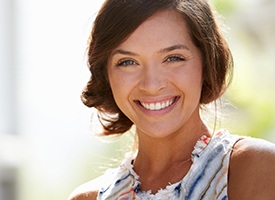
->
[138,65,168,94]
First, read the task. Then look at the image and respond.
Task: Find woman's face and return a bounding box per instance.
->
[108,10,203,138]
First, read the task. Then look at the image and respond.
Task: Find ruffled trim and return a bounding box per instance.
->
[120,153,139,180]
[191,134,211,162]
[99,130,234,199]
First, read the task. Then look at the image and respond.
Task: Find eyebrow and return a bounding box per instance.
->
[158,44,190,53]
[111,49,138,56]
[111,44,190,56]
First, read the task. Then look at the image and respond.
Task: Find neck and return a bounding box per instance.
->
[135,119,209,170]
[132,116,210,193]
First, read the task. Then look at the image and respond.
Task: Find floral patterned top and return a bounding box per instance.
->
[97,130,241,200]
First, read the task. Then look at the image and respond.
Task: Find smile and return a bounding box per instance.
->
[138,97,178,111]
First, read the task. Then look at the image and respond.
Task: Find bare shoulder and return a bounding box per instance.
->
[229,137,275,200]
[67,175,106,200]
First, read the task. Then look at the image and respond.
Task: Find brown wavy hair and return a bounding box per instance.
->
[81,0,233,135]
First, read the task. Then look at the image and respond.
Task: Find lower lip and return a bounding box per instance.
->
[135,97,180,116]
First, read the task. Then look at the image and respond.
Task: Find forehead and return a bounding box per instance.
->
[113,10,195,52]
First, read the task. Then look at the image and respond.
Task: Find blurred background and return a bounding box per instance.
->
[0,0,274,199]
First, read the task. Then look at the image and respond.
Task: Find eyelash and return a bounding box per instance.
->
[165,55,186,63]
[116,59,138,67]
[115,55,186,67]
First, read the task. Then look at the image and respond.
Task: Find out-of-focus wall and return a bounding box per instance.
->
[1,0,20,199]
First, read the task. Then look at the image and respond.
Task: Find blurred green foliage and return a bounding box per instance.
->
[211,0,237,14]
[211,0,275,140]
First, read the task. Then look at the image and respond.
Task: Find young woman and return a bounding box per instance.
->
[68,0,275,199]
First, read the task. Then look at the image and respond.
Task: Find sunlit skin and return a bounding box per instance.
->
[68,9,275,200]
[108,10,208,138]
[107,10,210,192]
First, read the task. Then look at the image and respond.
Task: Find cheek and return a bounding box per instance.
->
[173,67,203,103]
[108,75,122,100]
[188,62,203,87]
[173,65,203,87]
[108,67,140,93]
[108,71,133,106]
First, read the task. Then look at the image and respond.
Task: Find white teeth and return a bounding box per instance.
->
[140,98,175,111]
[156,103,161,110]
